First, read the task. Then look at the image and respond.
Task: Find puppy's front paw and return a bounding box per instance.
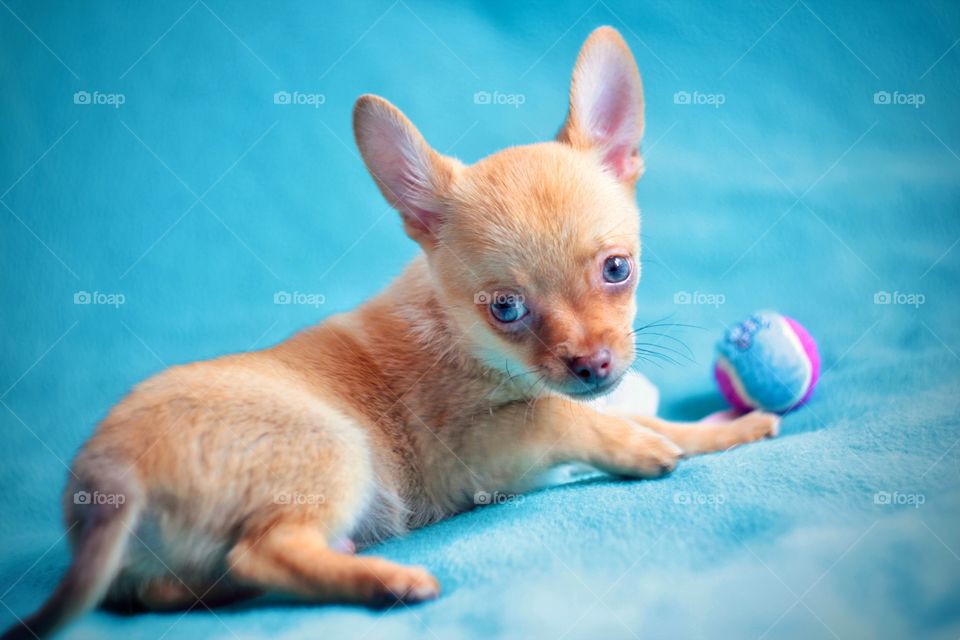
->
[730,410,780,443]
[617,431,683,478]
[374,566,440,606]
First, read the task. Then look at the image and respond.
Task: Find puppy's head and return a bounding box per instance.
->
[354,27,644,400]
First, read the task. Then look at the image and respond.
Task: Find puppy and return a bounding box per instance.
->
[4,26,778,639]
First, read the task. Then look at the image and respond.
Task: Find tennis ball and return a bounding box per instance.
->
[714,311,819,413]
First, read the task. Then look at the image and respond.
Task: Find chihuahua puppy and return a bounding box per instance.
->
[4,26,778,639]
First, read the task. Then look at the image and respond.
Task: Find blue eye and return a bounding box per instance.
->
[602,255,632,283]
[489,294,528,323]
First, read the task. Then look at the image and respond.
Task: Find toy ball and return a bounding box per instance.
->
[713,311,819,413]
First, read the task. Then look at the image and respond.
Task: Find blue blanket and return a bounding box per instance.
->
[2,1,958,638]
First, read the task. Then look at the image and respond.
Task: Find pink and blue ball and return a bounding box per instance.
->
[713,311,819,413]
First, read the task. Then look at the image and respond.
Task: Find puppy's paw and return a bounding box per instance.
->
[731,410,780,443]
[621,431,683,478]
[374,566,440,606]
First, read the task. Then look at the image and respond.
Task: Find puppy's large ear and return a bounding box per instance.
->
[557,27,645,185]
[353,95,460,247]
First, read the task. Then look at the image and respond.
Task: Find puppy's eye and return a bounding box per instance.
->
[489,294,528,323]
[602,255,632,283]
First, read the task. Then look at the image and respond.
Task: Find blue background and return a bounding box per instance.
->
[2,1,959,638]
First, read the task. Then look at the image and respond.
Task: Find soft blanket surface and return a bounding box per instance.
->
[2,1,959,638]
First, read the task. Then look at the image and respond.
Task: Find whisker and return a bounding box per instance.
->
[484,361,540,402]
[634,348,684,367]
[630,355,664,371]
[527,374,545,396]
[632,312,707,333]
[631,321,704,334]
[628,313,702,369]
[505,366,539,384]
[633,313,677,331]
[520,378,545,431]
[633,341,697,364]
[628,330,695,355]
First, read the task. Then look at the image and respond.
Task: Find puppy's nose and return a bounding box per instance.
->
[567,348,613,385]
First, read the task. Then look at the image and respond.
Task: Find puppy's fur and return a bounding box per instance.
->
[4,27,778,639]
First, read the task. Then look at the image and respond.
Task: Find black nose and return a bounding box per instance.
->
[567,349,613,385]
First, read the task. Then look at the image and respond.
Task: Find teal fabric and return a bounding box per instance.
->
[2,1,959,638]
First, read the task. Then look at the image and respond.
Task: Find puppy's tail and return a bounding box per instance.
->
[2,475,143,640]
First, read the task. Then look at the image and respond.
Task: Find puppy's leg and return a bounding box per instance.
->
[227,523,439,606]
[480,397,684,480]
[621,411,780,456]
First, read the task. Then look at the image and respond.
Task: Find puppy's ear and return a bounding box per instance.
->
[353,95,460,246]
[557,26,645,185]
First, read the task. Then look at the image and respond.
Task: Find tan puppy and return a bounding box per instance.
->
[4,26,778,639]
